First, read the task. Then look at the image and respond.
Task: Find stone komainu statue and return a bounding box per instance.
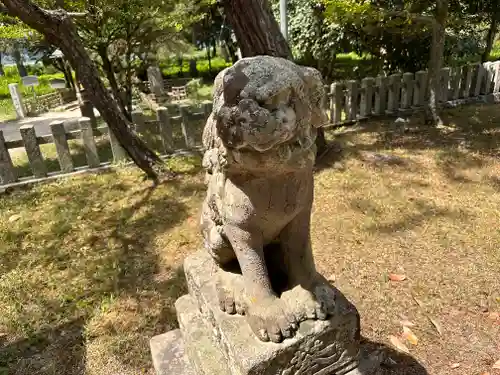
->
[200,56,335,343]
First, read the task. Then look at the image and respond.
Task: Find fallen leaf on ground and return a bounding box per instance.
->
[389,274,407,281]
[488,312,499,321]
[429,317,443,335]
[402,326,419,345]
[400,319,416,327]
[450,363,460,369]
[389,335,410,354]
[8,214,21,222]
[493,359,500,369]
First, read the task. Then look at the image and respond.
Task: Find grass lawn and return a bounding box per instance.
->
[0,98,16,122]
[1,104,500,374]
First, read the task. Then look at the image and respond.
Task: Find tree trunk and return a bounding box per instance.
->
[206,43,212,71]
[481,1,500,63]
[97,44,129,119]
[223,0,327,156]
[425,0,448,126]
[223,0,292,59]
[63,59,76,90]
[0,52,4,76]
[2,0,163,181]
[12,44,27,77]
[125,37,133,117]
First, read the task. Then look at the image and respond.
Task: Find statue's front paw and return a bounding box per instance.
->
[216,271,246,315]
[281,281,336,323]
[246,296,298,343]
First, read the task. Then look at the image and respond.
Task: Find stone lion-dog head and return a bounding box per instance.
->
[202,56,327,174]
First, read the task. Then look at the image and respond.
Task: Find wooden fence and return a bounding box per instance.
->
[326,60,500,126]
[0,102,212,188]
[2,60,500,189]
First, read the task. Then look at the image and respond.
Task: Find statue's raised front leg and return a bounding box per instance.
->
[279,208,336,323]
[224,224,298,343]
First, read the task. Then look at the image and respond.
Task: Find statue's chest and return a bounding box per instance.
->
[223,173,312,221]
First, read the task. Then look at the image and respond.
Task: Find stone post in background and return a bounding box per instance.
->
[8,83,26,120]
[147,65,165,99]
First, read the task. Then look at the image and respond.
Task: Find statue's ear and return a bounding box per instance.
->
[302,67,328,128]
[223,64,249,106]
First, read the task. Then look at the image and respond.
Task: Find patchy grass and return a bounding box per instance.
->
[0,156,203,375]
[0,98,15,122]
[1,103,500,374]
[316,103,500,374]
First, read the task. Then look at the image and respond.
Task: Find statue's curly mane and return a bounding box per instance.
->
[201,56,326,176]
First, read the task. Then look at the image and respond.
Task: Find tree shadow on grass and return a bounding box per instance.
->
[322,103,500,182]
[364,198,470,235]
[0,169,205,374]
[0,318,86,375]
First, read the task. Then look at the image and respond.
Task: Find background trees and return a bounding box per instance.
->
[1,0,500,172]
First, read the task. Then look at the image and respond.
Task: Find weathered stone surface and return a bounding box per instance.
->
[200,56,332,344]
[0,130,16,184]
[148,65,164,98]
[151,56,380,375]
[176,295,231,375]
[150,329,194,375]
[50,121,74,173]
[8,83,26,119]
[184,251,362,375]
[79,118,100,168]
[20,125,47,178]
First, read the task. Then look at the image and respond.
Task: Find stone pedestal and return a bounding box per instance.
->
[151,251,381,375]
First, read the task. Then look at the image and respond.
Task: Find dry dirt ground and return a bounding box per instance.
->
[0,103,499,375]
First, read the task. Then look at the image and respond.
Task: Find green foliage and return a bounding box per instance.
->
[0,23,32,39]
[270,0,345,79]
[0,97,15,121]
[0,65,64,120]
[0,66,64,100]
[160,56,231,80]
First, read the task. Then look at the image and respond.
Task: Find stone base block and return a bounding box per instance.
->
[183,251,362,375]
[150,330,194,375]
[151,250,382,375]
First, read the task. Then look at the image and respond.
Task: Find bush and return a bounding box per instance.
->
[0,70,65,100]
[160,56,231,81]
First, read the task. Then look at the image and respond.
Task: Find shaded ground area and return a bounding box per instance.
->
[1,103,500,374]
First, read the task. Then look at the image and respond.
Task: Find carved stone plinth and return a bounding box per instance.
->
[150,251,381,375]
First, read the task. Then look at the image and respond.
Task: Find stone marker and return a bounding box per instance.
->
[151,56,382,375]
[8,83,26,119]
[147,65,164,99]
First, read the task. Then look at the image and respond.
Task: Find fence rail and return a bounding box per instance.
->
[2,60,500,189]
[0,102,212,188]
[325,61,500,127]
